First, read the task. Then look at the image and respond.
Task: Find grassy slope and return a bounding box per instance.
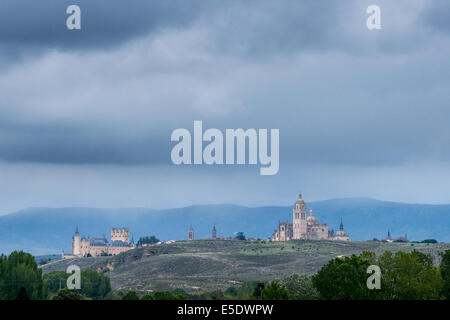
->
[42,240,450,294]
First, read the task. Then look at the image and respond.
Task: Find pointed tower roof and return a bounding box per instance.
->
[213,224,216,231]
[75,226,79,235]
[339,218,344,231]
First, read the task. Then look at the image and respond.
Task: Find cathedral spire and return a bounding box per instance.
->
[75,226,79,235]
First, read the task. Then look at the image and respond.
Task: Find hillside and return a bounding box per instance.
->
[1,198,449,255]
[41,240,450,294]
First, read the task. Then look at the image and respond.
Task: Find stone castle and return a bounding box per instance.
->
[271,194,350,241]
[62,227,135,258]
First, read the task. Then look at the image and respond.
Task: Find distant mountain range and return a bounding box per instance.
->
[0,198,449,255]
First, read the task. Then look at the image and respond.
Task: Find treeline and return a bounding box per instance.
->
[0,251,114,300]
[136,235,160,246]
[1,249,449,300]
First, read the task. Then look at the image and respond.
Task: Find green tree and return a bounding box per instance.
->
[224,281,259,299]
[81,269,111,300]
[261,281,290,300]
[312,254,376,300]
[152,290,187,300]
[282,274,319,300]
[140,293,154,300]
[121,290,139,300]
[43,271,69,295]
[234,232,246,240]
[52,288,86,300]
[252,282,265,300]
[15,287,29,300]
[137,235,160,246]
[440,250,450,299]
[378,250,442,300]
[44,269,112,300]
[0,251,48,300]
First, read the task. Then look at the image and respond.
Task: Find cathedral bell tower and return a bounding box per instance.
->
[293,193,307,239]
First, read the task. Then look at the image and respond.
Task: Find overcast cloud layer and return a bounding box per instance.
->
[0,0,450,213]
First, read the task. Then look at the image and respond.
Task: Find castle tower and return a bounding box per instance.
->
[292,193,307,239]
[72,226,82,256]
[212,225,217,240]
[111,227,130,243]
[188,225,194,240]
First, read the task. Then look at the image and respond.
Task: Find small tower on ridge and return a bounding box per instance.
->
[212,225,217,240]
[188,225,194,240]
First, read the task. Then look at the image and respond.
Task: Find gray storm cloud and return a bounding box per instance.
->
[0,0,449,212]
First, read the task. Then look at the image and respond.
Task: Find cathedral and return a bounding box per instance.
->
[271,194,350,241]
[62,227,136,258]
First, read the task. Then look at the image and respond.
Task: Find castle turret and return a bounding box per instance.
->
[111,227,130,243]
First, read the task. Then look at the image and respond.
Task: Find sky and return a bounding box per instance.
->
[1,0,450,214]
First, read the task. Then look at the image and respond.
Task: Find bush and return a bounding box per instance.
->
[52,288,86,300]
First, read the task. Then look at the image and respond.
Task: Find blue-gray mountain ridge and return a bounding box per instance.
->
[0,198,448,255]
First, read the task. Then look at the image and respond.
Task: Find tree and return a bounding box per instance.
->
[137,235,160,246]
[313,250,443,300]
[234,232,246,240]
[261,281,290,300]
[44,269,112,300]
[422,239,438,244]
[15,287,29,300]
[378,250,442,300]
[80,269,112,300]
[43,271,68,295]
[152,290,187,300]
[282,274,319,300]
[0,251,48,300]
[252,282,265,300]
[440,250,450,299]
[312,254,376,300]
[121,290,139,300]
[225,281,259,299]
[52,288,86,300]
